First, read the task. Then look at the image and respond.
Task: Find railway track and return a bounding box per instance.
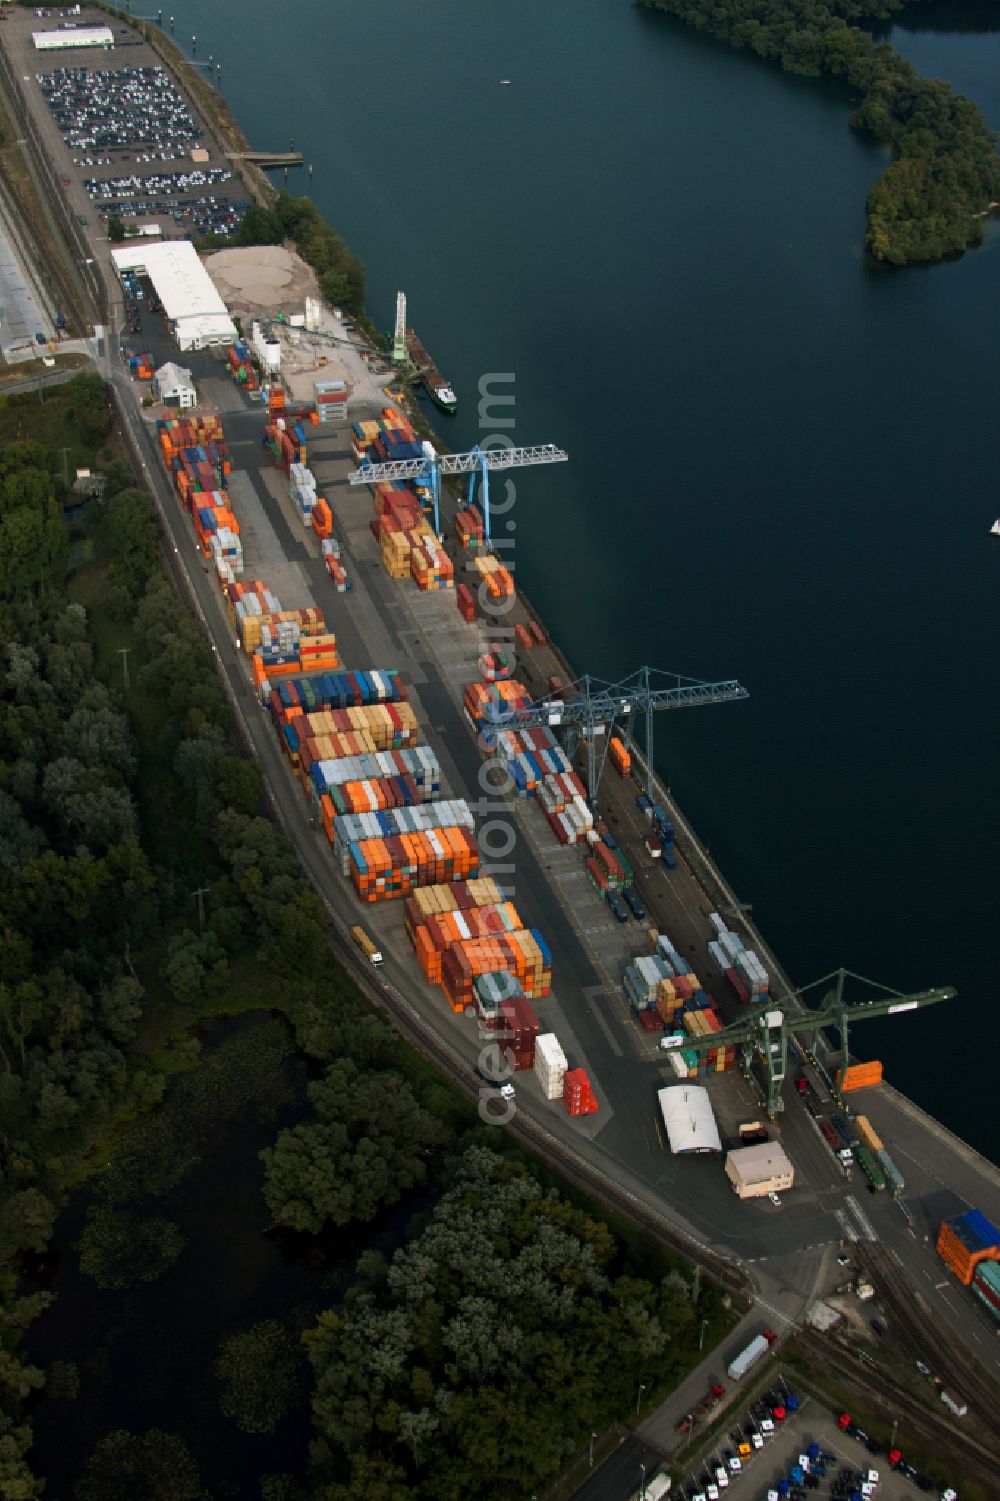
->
[799,1328,1000,1493]
[856,1242,1000,1429]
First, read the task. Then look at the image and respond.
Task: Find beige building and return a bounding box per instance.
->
[725,1142,794,1199]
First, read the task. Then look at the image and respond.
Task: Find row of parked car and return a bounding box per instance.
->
[836,1414,949,1495]
[37,64,202,152]
[83,166,233,203]
[676,1381,805,1501]
[97,197,248,240]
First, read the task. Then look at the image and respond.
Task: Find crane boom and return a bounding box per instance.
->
[488,667,749,799]
[350,443,568,541]
[350,443,568,485]
[666,976,957,1117]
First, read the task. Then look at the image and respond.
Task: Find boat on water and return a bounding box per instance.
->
[991,519,1000,536]
[404,327,457,414]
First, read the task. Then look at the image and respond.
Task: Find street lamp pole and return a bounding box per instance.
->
[639,1462,646,1501]
[699,1317,709,1352]
[636,1381,646,1417]
[589,1432,597,1467]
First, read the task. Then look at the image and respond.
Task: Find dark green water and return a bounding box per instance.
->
[163,0,998,1154]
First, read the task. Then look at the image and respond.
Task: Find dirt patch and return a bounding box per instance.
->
[203,245,317,322]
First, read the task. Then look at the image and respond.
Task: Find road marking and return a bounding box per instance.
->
[834,1208,858,1242]
[845,1194,877,1241]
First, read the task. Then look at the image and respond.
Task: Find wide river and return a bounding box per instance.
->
[159,0,999,1154]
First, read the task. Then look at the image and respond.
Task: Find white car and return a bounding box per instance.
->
[760,1418,775,1436]
[705,1484,719,1501]
[867,1472,880,1487]
[714,1466,729,1489]
[727,1455,741,1473]
[768,1191,782,1206]
[751,1432,764,1450]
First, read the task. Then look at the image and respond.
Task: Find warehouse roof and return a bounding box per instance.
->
[112,242,236,345]
[726,1142,794,1182]
[658,1085,722,1154]
[155,362,195,391]
[33,26,114,50]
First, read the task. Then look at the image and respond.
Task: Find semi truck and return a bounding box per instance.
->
[350,925,383,966]
[855,1143,886,1191]
[675,1381,726,1433]
[727,1329,777,1380]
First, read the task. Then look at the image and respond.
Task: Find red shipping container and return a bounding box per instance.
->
[724,969,749,1005]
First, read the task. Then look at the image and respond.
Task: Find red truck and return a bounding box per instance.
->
[676,1382,726,1433]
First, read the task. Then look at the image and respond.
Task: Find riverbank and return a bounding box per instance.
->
[638,0,1000,263]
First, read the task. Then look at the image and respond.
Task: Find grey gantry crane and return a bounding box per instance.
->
[665,968,957,1116]
[486,666,749,800]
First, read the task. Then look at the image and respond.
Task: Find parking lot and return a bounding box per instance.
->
[4,6,249,244]
[674,1378,953,1501]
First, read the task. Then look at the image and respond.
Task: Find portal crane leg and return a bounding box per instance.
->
[644,665,656,800]
[465,449,493,545]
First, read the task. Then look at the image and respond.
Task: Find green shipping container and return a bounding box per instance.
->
[855,1143,885,1191]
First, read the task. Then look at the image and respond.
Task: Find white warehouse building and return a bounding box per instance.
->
[112,242,237,351]
[32,26,114,50]
[155,362,196,409]
[657,1085,722,1155]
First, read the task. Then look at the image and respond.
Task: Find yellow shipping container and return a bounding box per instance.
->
[855,1115,883,1154]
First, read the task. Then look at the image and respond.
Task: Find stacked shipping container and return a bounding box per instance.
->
[563,1068,598,1117]
[708,913,770,1003]
[534,1033,568,1100]
[624,942,737,1076]
[440,930,552,1011]
[314,378,348,423]
[936,1209,1000,1285]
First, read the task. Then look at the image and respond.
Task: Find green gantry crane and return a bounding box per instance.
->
[666,968,956,1117]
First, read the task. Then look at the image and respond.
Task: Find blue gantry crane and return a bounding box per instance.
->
[349,441,568,543]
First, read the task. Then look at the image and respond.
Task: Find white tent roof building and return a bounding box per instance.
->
[657,1084,722,1155]
[112,242,237,351]
[155,362,196,408]
[33,27,114,50]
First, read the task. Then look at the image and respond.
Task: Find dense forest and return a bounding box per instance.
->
[0,376,732,1499]
[639,0,1000,264]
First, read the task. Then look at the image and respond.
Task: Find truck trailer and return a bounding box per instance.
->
[350,924,383,966]
[727,1330,777,1380]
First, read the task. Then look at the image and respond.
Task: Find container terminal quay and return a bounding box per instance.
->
[2,0,999,1470]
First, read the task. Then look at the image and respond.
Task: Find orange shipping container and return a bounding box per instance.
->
[837,1061,884,1092]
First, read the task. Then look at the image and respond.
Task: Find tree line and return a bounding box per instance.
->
[0,375,335,1498]
[639,0,1000,264]
[199,192,367,318]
